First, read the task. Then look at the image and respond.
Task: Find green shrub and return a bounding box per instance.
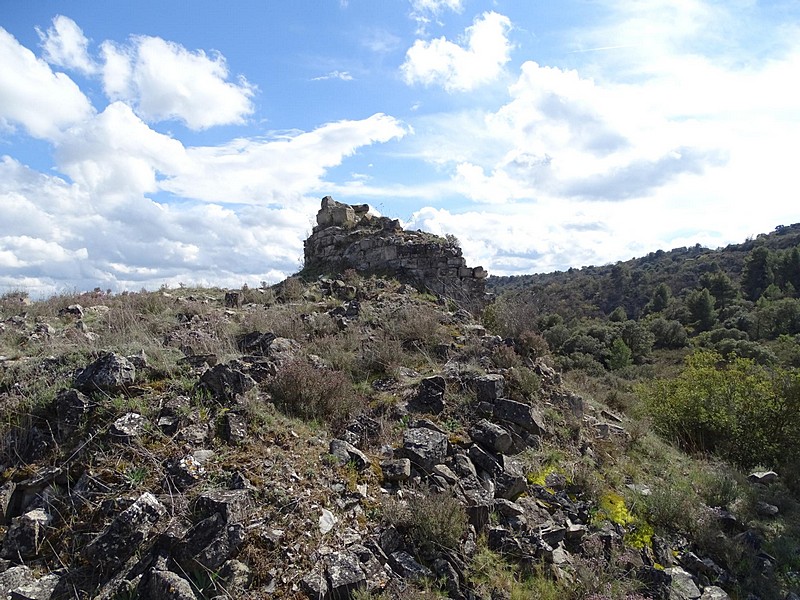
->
[638,351,800,469]
[383,490,467,553]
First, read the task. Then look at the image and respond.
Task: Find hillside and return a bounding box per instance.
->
[0,205,797,600]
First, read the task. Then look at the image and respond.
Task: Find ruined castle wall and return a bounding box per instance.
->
[304,197,487,308]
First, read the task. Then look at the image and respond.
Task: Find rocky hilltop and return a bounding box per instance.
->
[0,204,795,600]
[304,197,488,311]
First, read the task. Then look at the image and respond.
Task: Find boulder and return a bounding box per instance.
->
[411,375,446,414]
[8,573,60,600]
[326,551,366,599]
[84,492,166,569]
[699,586,731,599]
[147,570,197,600]
[1,508,51,560]
[176,512,246,570]
[389,550,433,581]
[747,470,778,485]
[493,398,547,434]
[195,489,252,524]
[664,567,701,600]
[381,459,412,483]
[469,419,512,454]
[475,374,504,403]
[110,412,147,438]
[198,362,255,404]
[74,352,135,393]
[54,389,90,438]
[329,439,371,471]
[400,428,448,471]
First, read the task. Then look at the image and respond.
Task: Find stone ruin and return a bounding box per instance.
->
[304,197,488,309]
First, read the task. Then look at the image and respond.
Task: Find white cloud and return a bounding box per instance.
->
[312,70,354,81]
[0,28,94,140]
[100,35,255,130]
[56,102,188,199]
[163,113,408,205]
[401,11,512,92]
[37,15,98,75]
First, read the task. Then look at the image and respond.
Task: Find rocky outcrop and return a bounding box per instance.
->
[304,197,488,310]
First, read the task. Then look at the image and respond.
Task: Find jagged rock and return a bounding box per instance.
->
[412,375,446,414]
[494,498,525,517]
[221,411,248,444]
[224,291,242,308]
[400,428,448,471]
[301,568,329,599]
[755,501,779,517]
[176,512,246,570]
[469,419,513,454]
[59,304,84,318]
[469,444,501,476]
[747,470,778,485]
[110,412,147,438]
[329,439,371,471]
[74,352,135,393]
[475,374,504,403]
[198,362,255,403]
[148,570,197,600]
[381,459,411,483]
[195,489,252,523]
[700,587,731,600]
[218,559,251,594]
[327,551,366,599]
[84,492,166,569]
[389,550,433,581]
[9,573,60,600]
[452,452,477,478]
[493,398,547,434]
[54,388,90,438]
[1,481,17,523]
[236,331,277,355]
[487,527,524,557]
[432,464,459,485]
[432,557,461,597]
[0,565,34,594]
[665,567,701,600]
[1,508,51,560]
[164,454,206,491]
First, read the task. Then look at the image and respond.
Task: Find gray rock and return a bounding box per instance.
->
[401,428,448,471]
[9,573,60,600]
[301,568,329,600]
[468,444,501,476]
[381,459,411,482]
[195,489,252,524]
[176,512,246,570]
[326,551,366,599]
[475,374,504,403]
[1,508,51,560]
[218,559,251,593]
[236,331,277,355]
[74,352,135,393]
[452,452,477,478]
[59,304,84,318]
[700,586,731,599]
[1,481,17,523]
[222,411,248,444]
[329,439,371,471]
[665,566,701,600]
[756,501,779,517]
[148,570,198,600]
[198,362,255,404]
[493,398,547,434]
[110,412,147,438]
[389,550,433,581]
[469,419,512,454]
[0,566,34,596]
[747,470,778,485]
[54,388,90,438]
[164,454,206,491]
[412,375,446,414]
[432,464,459,485]
[84,492,166,569]
[319,508,337,535]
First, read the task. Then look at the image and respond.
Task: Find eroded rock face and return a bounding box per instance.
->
[84,492,166,569]
[304,196,487,309]
[400,428,448,471]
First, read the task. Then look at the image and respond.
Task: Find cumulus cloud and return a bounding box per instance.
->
[36,15,98,75]
[0,28,94,140]
[401,11,512,92]
[100,36,255,130]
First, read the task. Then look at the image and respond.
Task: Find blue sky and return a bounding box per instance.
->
[1,0,799,295]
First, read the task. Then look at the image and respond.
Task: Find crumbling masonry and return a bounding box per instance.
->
[304,197,488,309]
